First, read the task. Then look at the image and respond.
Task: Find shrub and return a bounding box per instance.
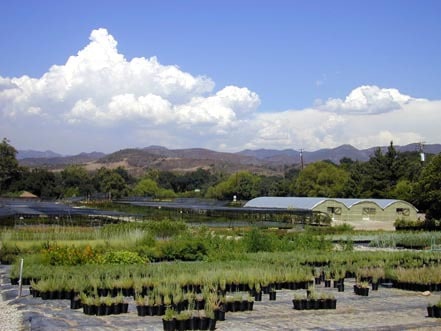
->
[0,242,21,264]
[243,228,275,253]
[101,250,148,264]
[43,243,100,265]
[282,232,333,251]
[157,239,208,261]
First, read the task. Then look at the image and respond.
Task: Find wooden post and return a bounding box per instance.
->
[17,258,24,298]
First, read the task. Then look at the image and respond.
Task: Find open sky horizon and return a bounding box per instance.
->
[1,0,440,155]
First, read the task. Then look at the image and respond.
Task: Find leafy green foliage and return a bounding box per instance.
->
[61,165,94,197]
[414,154,441,219]
[0,138,21,193]
[101,250,147,264]
[93,167,130,198]
[43,244,100,265]
[0,242,21,264]
[305,223,354,235]
[156,238,208,261]
[243,228,275,253]
[158,168,218,193]
[281,233,333,251]
[292,161,351,197]
[206,171,261,200]
[132,177,176,198]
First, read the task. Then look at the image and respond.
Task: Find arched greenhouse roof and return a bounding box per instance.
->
[244,197,329,210]
[244,197,417,211]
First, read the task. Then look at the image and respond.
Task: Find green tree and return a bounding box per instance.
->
[113,166,135,185]
[61,165,93,197]
[258,175,287,196]
[394,151,423,182]
[19,168,62,198]
[389,179,414,202]
[359,142,399,198]
[93,167,130,198]
[132,177,176,198]
[0,138,21,193]
[100,171,128,199]
[414,154,441,219]
[292,161,351,197]
[157,168,218,193]
[206,171,261,200]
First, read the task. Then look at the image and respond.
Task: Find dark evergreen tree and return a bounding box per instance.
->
[0,138,21,193]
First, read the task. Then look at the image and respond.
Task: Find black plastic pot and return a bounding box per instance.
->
[214,308,225,321]
[70,298,82,310]
[162,318,176,331]
[269,291,277,301]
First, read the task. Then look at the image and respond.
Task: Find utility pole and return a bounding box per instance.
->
[419,141,426,163]
[300,149,304,170]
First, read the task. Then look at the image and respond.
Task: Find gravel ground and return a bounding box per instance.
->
[0,265,24,331]
[0,299,23,331]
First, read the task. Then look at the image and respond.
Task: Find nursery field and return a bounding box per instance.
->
[2,266,441,331]
[2,221,441,330]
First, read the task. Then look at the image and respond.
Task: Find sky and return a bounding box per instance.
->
[1,0,441,155]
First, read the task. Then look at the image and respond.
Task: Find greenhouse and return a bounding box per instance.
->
[244,197,418,223]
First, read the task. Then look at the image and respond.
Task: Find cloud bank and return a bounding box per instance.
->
[0,28,439,154]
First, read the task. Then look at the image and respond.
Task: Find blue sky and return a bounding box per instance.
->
[1,0,440,154]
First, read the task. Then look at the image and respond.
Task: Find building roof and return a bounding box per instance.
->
[244,197,327,210]
[19,191,38,198]
[244,197,417,211]
[0,199,133,218]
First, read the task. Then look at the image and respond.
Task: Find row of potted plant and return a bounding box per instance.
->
[13,248,441,288]
[77,293,129,316]
[353,282,370,296]
[292,290,337,310]
[162,307,218,331]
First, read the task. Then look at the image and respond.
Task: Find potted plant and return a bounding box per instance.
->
[314,268,322,285]
[254,282,262,301]
[323,268,332,288]
[219,278,226,295]
[246,293,254,311]
[162,307,177,331]
[354,281,369,296]
[225,295,234,312]
[205,306,216,331]
[434,299,441,318]
[81,293,97,315]
[308,289,319,309]
[292,293,305,310]
[233,292,243,311]
[115,292,128,314]
[70,293,82,310]
[268,286,276,301]
[371,275,380,291]
[427,303,435,318]
[175,310,191,331]
[135,295,147,316]
[103,294,115,315]
[322,292,336,309]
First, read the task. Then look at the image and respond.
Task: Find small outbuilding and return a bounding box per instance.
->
[19,191,39,199]
[244,197,418,223]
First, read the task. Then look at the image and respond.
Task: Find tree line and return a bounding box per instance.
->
[1,138,441,219]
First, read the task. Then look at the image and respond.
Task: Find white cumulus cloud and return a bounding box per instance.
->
[0,28,439,154]
[319,85,416,114]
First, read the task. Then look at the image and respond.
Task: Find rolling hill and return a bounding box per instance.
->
[18,143,441,176]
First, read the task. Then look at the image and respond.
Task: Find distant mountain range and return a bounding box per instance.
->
[18,143,441,176]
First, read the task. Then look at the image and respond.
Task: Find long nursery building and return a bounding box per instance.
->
[244,197,418,223]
